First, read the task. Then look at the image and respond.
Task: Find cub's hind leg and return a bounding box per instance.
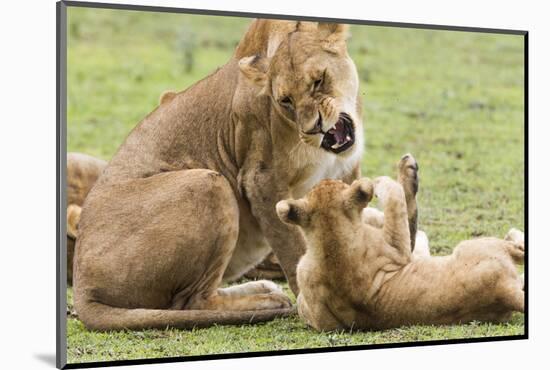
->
[504,228,525,289]
[374,175,411,257]
[498,279,524,313]
[367,154,421,255]
[397,153,420,251]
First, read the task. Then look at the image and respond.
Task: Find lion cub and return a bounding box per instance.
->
[276,154,524,331]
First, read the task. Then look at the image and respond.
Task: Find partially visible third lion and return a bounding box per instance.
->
[66,152,107,285]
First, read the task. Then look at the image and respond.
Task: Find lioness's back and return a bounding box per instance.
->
[95,60,241,188]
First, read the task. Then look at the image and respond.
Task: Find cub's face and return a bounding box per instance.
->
[276,178,373,235]
[239,22,363,158]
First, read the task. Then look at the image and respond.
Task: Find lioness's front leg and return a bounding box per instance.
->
[242,167,306,296]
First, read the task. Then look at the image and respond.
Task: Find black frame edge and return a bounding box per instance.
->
[57,1,68,369]
[62,0,527,35]
[523,32,529,338]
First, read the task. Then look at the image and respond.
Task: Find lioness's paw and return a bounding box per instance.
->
[268,292,293,308]
[255,292,293,310]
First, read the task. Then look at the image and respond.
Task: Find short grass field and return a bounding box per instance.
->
[66,7,525,364]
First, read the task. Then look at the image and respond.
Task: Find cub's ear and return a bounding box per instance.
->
[239,55,270,87]
[344,178,373,210]
[317,23,349,54]
[276,199,309,227]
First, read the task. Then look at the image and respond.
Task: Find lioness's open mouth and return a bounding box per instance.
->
[321,113,355,154]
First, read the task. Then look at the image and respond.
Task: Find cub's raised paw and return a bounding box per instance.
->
[398,153,419,197]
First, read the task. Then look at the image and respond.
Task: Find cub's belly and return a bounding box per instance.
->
[222,207,271,282]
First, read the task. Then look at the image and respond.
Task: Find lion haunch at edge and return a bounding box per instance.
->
[74,20,367,331]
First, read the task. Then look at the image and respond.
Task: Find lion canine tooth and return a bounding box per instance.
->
[346,135,351,141]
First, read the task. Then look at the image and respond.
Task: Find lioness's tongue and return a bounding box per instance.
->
[332,120,346,144]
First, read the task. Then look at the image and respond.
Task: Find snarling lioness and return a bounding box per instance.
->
[277,154,524,331]
[74,20,365,331]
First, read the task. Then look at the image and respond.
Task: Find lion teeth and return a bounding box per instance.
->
[346,135,351,141]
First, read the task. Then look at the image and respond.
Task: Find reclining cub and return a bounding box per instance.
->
[276,154,524,331]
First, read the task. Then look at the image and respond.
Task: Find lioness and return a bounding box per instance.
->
[66,92,192,285]
[66,152,107,285]
[74,20,369,331]
[277,154,524,331]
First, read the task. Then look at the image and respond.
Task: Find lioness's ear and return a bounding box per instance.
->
[158,90,177,105]
[276,199,309,227]
[239,55,270,87]
[344,178,373,210]
[295,21,318,32]
[317,23,349,54]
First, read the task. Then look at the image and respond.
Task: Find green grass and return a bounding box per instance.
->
[66,284,524,363]
[66,7,525,364]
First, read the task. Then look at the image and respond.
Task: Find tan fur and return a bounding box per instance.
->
[67,90,183,280]
[278,154,524,331]
[66,152,107,285]
[73,20,363,331]
[67,204,81,240]
[244,252,286,280]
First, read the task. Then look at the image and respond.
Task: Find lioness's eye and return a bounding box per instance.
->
[313,78,323,90]
[313,70,326,91]
[280,96,293,108]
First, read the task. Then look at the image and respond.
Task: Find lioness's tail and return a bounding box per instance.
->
[76,300,294,331]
